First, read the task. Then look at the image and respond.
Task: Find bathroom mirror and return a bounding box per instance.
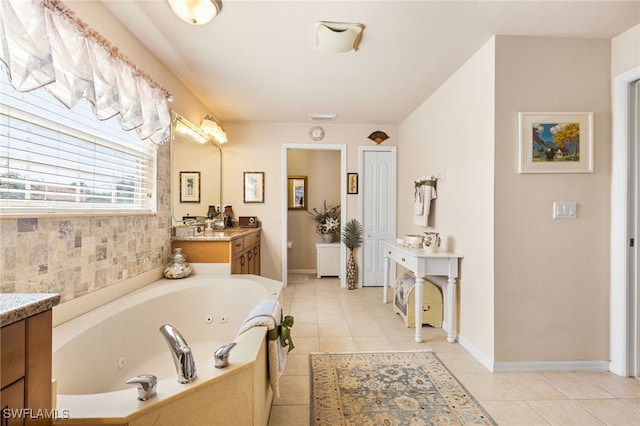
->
[170,111,222,224]
[287,176,307,210]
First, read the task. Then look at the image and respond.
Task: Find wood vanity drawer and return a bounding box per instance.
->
[243,232,260,248]
[231,238,244,255]
[1,319,25,389]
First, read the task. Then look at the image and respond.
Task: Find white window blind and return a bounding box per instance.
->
[0,72,157,215]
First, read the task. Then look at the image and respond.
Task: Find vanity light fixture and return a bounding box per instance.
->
[314,21,365,53]
[200,115,228,144]
[175,119,208,144]
[167,0,223,25]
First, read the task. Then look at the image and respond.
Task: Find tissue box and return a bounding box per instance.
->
[393,272,442,328]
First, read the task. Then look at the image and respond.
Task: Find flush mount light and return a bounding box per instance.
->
[314,21,364,53]
[167,0,222,25]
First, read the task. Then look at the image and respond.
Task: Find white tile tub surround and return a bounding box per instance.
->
[52,274,283,426]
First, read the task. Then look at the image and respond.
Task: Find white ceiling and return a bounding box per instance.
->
[101,0,640,125]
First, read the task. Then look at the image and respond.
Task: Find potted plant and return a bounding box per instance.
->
[309,201,341,243]
[341,218,364,290]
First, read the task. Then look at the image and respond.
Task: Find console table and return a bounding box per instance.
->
[382,241,463,343]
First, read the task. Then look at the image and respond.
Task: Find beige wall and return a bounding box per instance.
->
[399,35,613,365]
[494,37,611,362]
[612,24,640,76]
[221,122,397,281]
[399,38,497,359]
[287,150,341,272]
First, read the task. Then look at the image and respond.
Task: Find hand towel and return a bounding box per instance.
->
[413,184,424,215]
[237,299,287,399]
[413,178,437,227]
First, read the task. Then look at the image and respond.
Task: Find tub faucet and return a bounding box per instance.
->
[125,374,157,401]
[214,342,237,368]
[159,324,197,384]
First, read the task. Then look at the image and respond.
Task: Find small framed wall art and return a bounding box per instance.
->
[180,171,201,203]
[244,171,265,203]
[347,173,358,194]
[518,112,593,173]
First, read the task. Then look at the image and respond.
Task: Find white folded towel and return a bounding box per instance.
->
[413,179,437,226]
[237,300,287,399]
[413,184,424,215]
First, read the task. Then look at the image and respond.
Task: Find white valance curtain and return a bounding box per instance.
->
[0,0,171,145]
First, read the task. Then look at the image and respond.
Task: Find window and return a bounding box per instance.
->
[0,72,157,215]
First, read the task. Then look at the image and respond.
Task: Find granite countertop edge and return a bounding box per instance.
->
[0,293,61,327]
[171,227,260,242]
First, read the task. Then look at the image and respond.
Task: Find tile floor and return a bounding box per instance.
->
[267,276,640,426]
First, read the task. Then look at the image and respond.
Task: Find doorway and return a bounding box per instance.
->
[611,67,640,378]
[282,144,347,288]
[632,78,640,379]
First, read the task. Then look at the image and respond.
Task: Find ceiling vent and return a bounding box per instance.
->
[309,113,337,122]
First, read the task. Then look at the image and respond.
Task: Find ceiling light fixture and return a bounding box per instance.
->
[314,21,364,53]
[309,113,337,122]
[200,115,228,144]
[167,0,222,25]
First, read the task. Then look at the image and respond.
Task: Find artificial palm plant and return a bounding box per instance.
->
[341,218,363,290]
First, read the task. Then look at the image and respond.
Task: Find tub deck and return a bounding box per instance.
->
[52,274,282,426]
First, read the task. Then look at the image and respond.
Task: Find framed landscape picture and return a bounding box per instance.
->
[518,112,593,173]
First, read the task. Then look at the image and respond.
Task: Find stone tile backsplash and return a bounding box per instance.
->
[0,143,171,303]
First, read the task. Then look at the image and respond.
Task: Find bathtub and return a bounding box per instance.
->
[51,274,283,426]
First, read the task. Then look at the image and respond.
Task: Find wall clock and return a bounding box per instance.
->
[309,126,324,141]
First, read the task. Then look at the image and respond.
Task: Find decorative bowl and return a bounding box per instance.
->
[403,234,423,249]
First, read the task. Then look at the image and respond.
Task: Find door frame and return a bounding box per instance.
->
[611,66,640,376]
[359,145,397,287]
[282,143,347,288]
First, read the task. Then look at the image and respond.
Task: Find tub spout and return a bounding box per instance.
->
[214,342,237,368]
[159,324,197,383]
[125,374,157,401]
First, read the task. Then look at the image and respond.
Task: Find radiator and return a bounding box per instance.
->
[316,243,341,278]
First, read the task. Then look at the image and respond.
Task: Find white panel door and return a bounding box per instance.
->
[361,147,396,286]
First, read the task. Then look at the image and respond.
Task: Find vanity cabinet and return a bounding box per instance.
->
[1,299,58,426]
[231,232,261,275]
[172,228,261,275]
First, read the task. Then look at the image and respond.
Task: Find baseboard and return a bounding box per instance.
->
[456,334,610,373]
[457,334,494,372]
[287,269,315,275]
[493,360,610,372]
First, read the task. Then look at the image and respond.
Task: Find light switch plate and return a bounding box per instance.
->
[553,201,577,219]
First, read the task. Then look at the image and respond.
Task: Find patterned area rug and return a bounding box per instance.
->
[310,351,496,426]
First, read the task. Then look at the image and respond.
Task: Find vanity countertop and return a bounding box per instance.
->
[171,226,260,242]
[0,293,61,327]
